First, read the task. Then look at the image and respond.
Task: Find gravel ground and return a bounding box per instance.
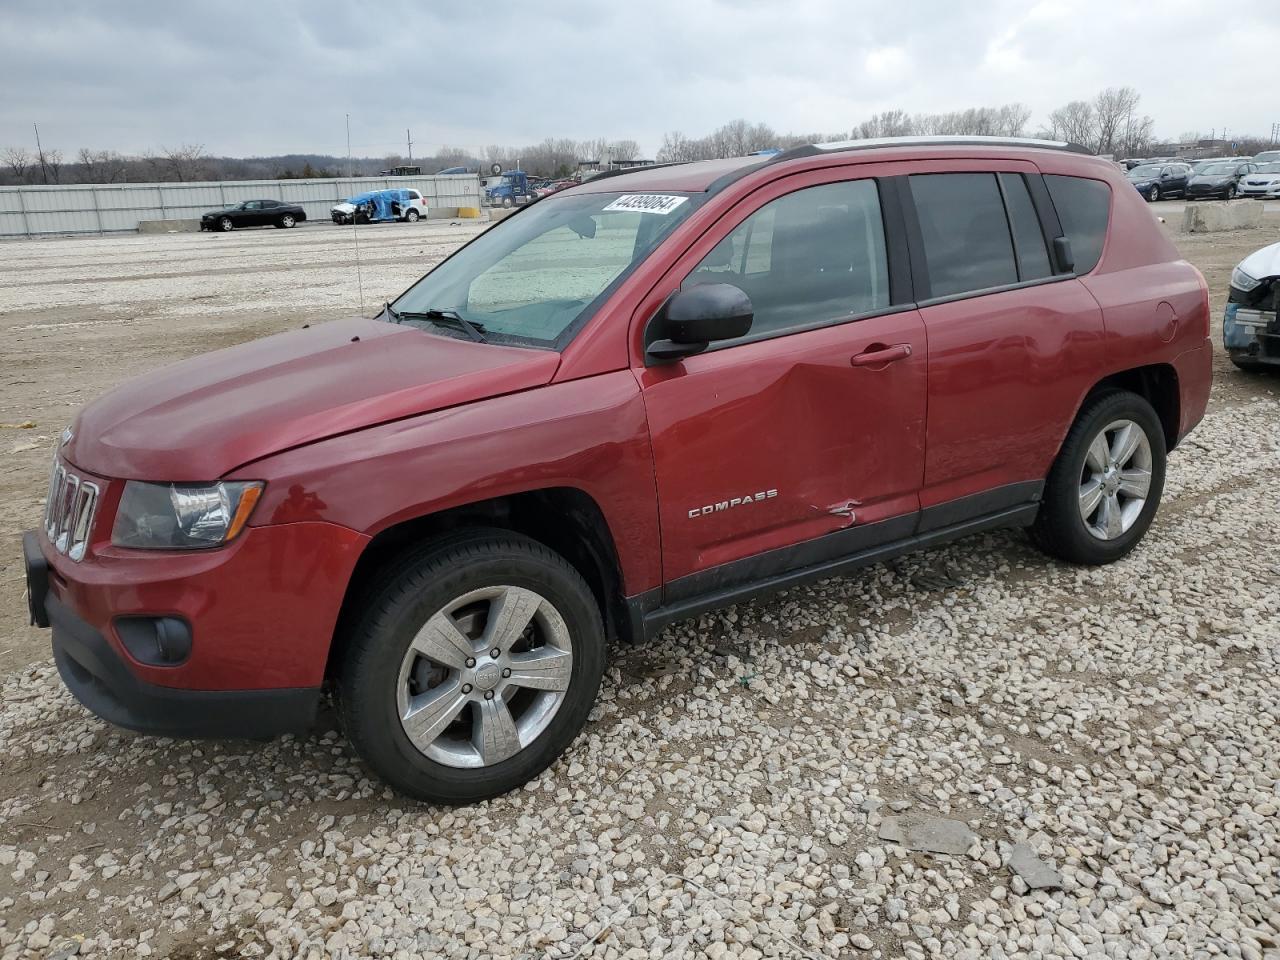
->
[1,218,1279,959]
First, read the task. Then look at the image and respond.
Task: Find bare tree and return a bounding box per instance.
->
[2,146,31,180]
[161,143,207,181]
[41,148,63,183]
[854,110,913,139]
[1093,86,1142,156]
[1043,101,1097,149]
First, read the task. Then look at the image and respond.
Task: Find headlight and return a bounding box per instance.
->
[112,480,263,549]
[1231,266,1262,292]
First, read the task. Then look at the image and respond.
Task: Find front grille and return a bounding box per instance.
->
[45,458,99,562]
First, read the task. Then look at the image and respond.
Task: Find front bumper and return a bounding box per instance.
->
[1224,301,1280,365]
[26,530,321,737]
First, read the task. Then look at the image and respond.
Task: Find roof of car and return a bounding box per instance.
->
[568,136,1095,196]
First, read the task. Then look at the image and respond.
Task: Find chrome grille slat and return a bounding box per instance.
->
[44,455,98,562]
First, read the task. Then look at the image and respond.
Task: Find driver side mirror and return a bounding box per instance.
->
[646,283,753,363]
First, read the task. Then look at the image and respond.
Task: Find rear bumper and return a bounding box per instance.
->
[47,589,320,738]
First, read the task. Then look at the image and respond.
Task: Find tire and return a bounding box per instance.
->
[1030,390,1166,566]
[1225,185,1236,201]
[405,209,420,222]
[1148,186,1160,202]
[335,530,606,804]
[280,214,296,228]
[502,196,513,208]
[219,217,234,232]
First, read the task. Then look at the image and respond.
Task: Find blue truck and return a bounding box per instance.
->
[484,170,535,208]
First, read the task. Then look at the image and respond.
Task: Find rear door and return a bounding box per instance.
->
[904,164,1105,520]
[637,167,929,597]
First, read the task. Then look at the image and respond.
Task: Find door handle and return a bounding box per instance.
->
[850,343,912,367]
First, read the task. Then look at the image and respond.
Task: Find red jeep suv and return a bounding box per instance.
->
[24,137,1212,804]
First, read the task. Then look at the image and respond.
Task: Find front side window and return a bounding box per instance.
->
[1043,174,1111,275]
[393,191,699,346]
[909,173,1018,298]
[683,179,889,342]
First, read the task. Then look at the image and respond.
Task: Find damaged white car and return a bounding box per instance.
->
[1225,241,1280,371]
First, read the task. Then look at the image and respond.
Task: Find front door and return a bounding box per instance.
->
[636,173,928,599]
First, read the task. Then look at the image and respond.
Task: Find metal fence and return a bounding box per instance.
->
[0,175,483,238]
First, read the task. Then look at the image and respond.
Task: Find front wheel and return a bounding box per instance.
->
[336,531,605,804]
[1225,185,1236,201]
[1030,390,1166,565]
[219,217,234,232]
[1147,186,1160,202]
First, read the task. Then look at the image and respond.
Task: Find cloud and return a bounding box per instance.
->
[0,0,1274,159]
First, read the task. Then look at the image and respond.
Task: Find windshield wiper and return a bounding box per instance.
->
[393,307,488,343]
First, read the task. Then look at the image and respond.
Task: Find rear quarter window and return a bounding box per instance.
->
[1043,175,1111,275]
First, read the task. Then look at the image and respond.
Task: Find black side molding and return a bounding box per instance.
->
[628,500,1039,642]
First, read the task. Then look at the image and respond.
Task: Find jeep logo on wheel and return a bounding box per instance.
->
[688,489,778,519]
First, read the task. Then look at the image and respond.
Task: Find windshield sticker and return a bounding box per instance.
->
[602,194,689,215]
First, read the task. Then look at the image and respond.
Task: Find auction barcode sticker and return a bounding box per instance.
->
[602,194,689,215]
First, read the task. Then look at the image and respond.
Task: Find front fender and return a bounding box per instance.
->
[233,372,662,595]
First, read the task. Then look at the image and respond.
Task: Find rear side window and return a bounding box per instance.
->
[909,173,1017,298]
[685,179,889,342]
[1044,175,1111,274]
[998,173,1052,281]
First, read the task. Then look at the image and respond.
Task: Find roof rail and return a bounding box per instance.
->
[579,160,691,185]
[769,135,1094,164]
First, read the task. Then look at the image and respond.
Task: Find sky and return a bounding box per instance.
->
[0,0,1275,160]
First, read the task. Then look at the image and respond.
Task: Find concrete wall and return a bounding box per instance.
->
[1181,201,1266,233]
[0,175,482,238]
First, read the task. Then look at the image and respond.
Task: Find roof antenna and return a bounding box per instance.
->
[346,112,366,317]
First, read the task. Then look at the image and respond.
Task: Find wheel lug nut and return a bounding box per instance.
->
[484,690,495,700]
[501,668,511,678]
[465,657,476,668]
[461,683,472,694]
[490,648,501,658]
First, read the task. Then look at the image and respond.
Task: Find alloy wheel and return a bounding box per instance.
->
[396,585,573,768]
[1078,419,1152,541]
[282,214,295,227]
[1148,186,1159,202]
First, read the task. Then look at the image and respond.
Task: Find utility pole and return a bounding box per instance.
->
[406,128,413,163]
[345,113,352,179]
[33,122,48,184]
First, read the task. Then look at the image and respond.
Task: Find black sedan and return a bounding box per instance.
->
[1125,162,1191,202]
[200,199,307,232]
[1185,161,1258,201]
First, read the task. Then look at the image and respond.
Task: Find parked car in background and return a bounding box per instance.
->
[1186,161,1257,200]
[25,137,1212,804]
[1224,240,1280,371]
[1126,162,1191,201]
[1237,162,1280,199]
[331,189,428,225]
[200,200,307,232]
[1249,150,1280,165]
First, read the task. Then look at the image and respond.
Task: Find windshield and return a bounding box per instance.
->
[1129,165,1162,178]
[1199,163,1236,176]
[392,191,699,347]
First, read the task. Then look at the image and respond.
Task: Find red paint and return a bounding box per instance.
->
[43,142,1211,695]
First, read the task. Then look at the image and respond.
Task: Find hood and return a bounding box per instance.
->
[1237,241,1280,283]
[331,202,356,212]
[203,207,240,216]
[1245,173,1280,184]
[1191,175,1231,184]
[65,316,560,481]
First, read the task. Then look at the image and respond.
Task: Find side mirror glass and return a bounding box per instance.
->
[646,283,754,363]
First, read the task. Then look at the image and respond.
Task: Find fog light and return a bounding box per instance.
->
[115,617,193,666]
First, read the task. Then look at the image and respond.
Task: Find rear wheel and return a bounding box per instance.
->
[280,213,296,228]
[336,531,605,804]
[1030,390,1166,565]
[405,209,420,222]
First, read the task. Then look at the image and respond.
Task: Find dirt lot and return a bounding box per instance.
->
[1,216,1278,959]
